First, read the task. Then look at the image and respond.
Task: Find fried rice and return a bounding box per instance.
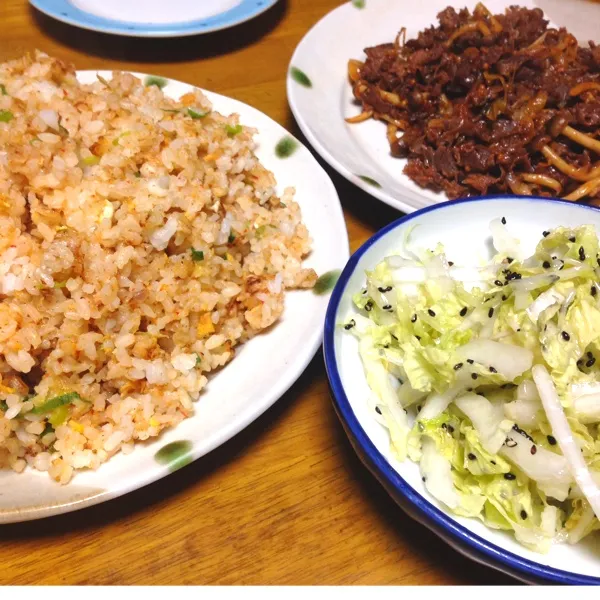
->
[0,51,316,483]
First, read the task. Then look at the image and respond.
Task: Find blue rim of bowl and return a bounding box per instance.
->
[29,0,278,37]
[324,194,600,585]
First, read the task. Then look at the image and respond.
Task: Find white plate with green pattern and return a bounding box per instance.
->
[286,0,600,214]
[0,71,349,523]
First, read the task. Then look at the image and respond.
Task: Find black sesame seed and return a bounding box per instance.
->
[488,307,494,318]
[502,295,507,301]
[505,437,518,448]
[411,314,417,323]
[517,328,521,332]
[365,301,373,312]
[580,246,586,261]
[501,217,506,225]
[587,357,596,368]
[454,362,463,371]
[344,319,356,330]
[542,260,551,269]
[520,510,528,520]
[494,279,504,287]
[466,387,473,392]
[512,424,534,442]
[588,351,593,358]
[422,476,426,482]
[592,286,598,297]
[385,286,392,292]
[597,257,600,267]
[543,231,550,237]
[504,473,516,480]
[459,306,468,317]
[441,423,447,430]
[506,257,514,264]
[489,366,497,373]
[547,435,557,446]
[378,286,386,293]
[530,445,537,455]
[428,309,436,317]
[375,406,382,415]
[562,331,570,341]
[468,453,476,460]
[491,460,496,465]
[569,236,576,243]
[447,425,455,434]
[362,289,367,295]
[577,358,584,367]
[471,373,478,380]
[415,335,421,341]
[448,261,454,266]
[467,359,474,364]
[382,304,392,310]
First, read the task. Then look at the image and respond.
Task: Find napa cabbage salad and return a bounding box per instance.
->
[343,219,600,552]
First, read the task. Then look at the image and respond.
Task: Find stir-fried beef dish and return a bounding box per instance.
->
[347,4,600,202]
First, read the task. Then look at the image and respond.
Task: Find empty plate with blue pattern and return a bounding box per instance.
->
[29,0,279,37]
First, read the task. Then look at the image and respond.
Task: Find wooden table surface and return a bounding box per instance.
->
[0,0,516,586]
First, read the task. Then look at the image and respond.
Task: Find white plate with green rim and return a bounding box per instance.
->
[0,71,349,523]
[287,0,600,214]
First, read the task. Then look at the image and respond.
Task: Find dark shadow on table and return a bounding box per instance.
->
[29,1,288,63]
[0,348,317,543]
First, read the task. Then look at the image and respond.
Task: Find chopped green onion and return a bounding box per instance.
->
[144,76,168,89]
[58,123,69,136]
[54,281,68,289]
[133,170,141,178]
[30,392,80,415]
[0,84,7,95]
[188,108,208,119]
[280,202,286,208]
[191,248,204,261]
[97,74,111,88]
[228,233,236,244]
[49,404,70,427]
[0,400,7,412]
[81,155,100,167]
[161,108,180,114]
[0,110,14,123]
[113,131,130,146]
[225,124,242,137]
[195,354,202,366]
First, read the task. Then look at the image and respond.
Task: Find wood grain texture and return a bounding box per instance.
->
[0,0,514,585]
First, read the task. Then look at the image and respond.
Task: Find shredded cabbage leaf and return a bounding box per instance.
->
[344,220,600,552]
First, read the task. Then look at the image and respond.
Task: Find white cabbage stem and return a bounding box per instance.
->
[533,364,600,519]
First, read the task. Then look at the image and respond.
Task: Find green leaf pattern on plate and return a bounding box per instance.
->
[358,175,382,188]
[144,76,168,89]
[275,136,299,159]
[314,270,341,295]
[289,67,312,88]
[155,440,193,472]
[352,0,366,7]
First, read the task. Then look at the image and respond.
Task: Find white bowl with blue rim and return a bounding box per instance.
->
[324,196,600,585]
[29,0,278,37]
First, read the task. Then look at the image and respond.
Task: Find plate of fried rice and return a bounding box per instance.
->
[0,52,348,522]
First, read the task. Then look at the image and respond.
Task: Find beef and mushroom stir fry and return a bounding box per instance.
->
[347,4,600,202]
